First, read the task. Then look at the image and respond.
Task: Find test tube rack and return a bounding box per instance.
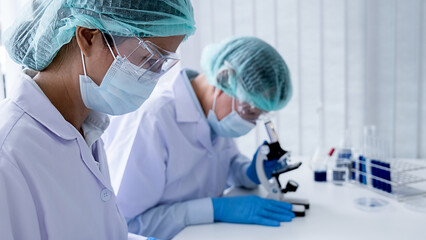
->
[349,158,426,201]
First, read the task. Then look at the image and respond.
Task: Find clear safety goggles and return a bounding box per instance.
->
[234,98,268,123]
[215,62,268,122]
[102,32,180,80]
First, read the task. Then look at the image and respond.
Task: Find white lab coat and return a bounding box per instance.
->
[103,69,256,240]
[0,70,145,240]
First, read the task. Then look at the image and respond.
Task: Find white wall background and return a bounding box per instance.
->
[0,0,28,100]
[176,0,426,159]
[1,0,425,159]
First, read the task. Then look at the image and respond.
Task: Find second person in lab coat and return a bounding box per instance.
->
[104,36,294,239]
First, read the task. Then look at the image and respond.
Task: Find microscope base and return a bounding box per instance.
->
[284,197,310,210]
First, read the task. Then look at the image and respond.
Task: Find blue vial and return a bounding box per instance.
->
[358,156,367,184]
[314,170,327,182]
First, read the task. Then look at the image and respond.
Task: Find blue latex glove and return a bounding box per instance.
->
[146,238,157,240]
[246,141,283,184]
[212,195,294,226]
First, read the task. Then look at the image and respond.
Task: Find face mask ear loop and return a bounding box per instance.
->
[101,33,117,60]
[232,97,236,113]
[80,50,88,76]
[212,88,218,112]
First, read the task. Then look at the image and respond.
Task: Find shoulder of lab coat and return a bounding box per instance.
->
[0,74,76,240]
[0,72,127,239]
[0,147,41,240]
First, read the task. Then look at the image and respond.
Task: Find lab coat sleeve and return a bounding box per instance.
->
[127,198,213,240]
[227,153,258,189]
[0,155,41,240]
[225,139,257,189]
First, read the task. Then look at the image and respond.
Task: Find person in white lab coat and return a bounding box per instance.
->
[0,1,195,239]
[104,36,294,240]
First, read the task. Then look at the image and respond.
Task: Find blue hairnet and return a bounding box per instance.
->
[3,0,196,71]
[200,36,292,112]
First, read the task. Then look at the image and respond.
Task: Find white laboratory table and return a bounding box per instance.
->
[174,157,426,240]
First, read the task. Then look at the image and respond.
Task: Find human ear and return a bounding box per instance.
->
[75,26,114,86]
[216,89,224,97]
[75,26,104,57]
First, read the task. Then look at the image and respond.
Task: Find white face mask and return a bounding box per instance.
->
[207,91,256,138]
[79,42,161,115]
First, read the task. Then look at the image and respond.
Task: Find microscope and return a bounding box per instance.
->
[255,120,310,216]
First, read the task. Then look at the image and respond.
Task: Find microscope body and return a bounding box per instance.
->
[255,121,309,213]
[254,141,298,201]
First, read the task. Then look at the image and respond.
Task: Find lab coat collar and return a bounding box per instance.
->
[173,69,215,151]
[11,70,78,141]
[11,69,113,190]
[173,69,203,123]
[11,69,110,145]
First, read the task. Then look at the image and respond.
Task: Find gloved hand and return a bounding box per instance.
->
[246,141,283,184]
[212,195,294,226]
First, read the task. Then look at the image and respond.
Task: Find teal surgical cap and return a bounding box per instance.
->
[3,0,196,71]
[200,36,292,112]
